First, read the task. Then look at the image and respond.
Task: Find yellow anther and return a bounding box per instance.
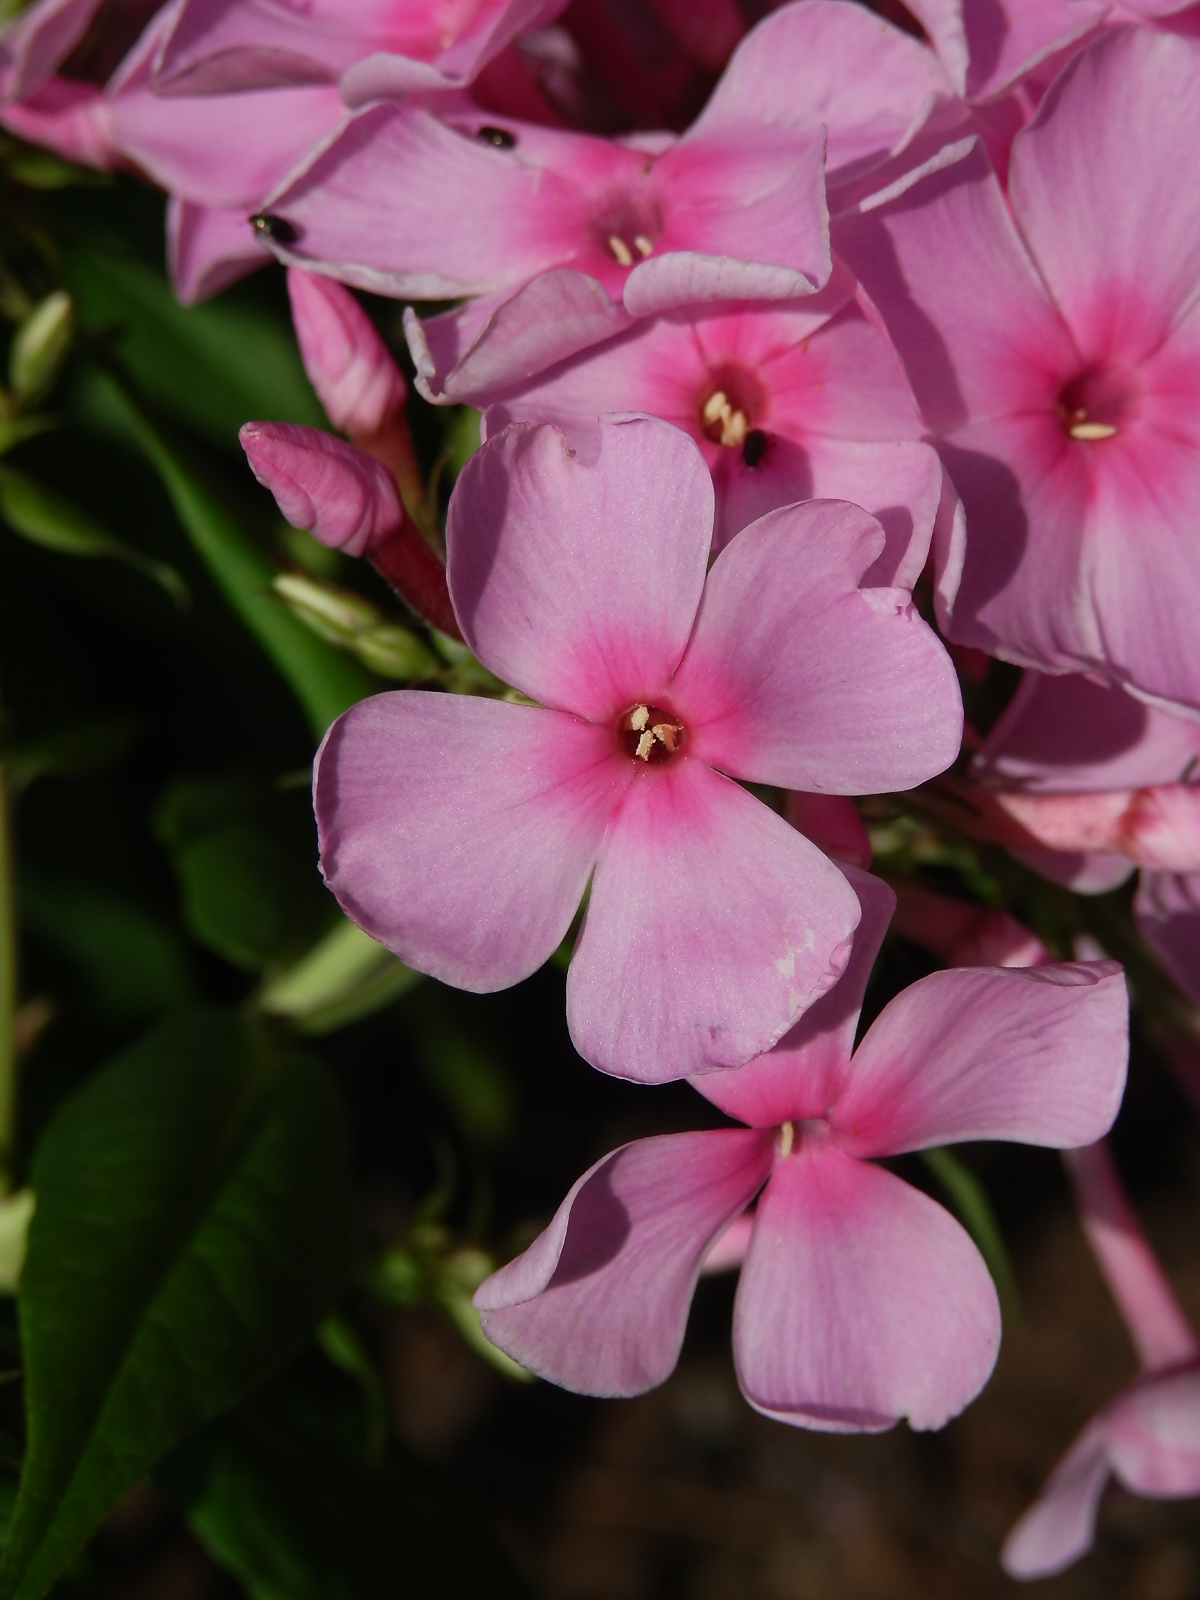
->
[634,234,654,258]
[702,390,728,425]
[628,704,650,731]
[1069,418,1118,441]
[651,722,679,753]
[607,234,634,267]
[720,408,748,448]
[778,1121,795,1158]
[635,730,656,761]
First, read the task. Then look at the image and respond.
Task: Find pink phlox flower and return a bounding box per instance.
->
[148,0,568,102]
[435,289,946,568]
[1003,1138,1200,1578]
[313,414,964,1082]
[255,2,956,384]
[473,867,1128,1427]
[0,0,158,102]
[836,28,1200,719]
[971,670,1200,999]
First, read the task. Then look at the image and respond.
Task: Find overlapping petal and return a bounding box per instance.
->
[671,500,962,793]
[475,1129,773,1395]
[447,415,713,720]
[832,961,1128,1158]
[314,693,630,992]
[568,760,859,1082]
[733,1142,1000,1431]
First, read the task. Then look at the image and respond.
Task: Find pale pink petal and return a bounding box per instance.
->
[568,760,860,1083]
[1135,871,1200,1004]
[671,499,962,793]
[953,0,1107,103]
[701,1209,756,1274]
[1009,29,1200,361]
[259,105,585,297]
[692,867,895,1129]
[0,75,119,169]
[1001,1419,1112,1579]
[685,0,952,182]
[447,416,712,720]
[404,270,633,407]
[287,269,406,437]
[0,0,101,102]
[475,1129,773,1394]
[342,0,568,101]
[834,139,1076,433]
[1109,1371,1200,1495]
[784,793,873,870]
[975,671,1200,793]
[168,200,269,304]
[733,1141,1000,1431]
[833,961,1129,1159]
[1011,845,1137,895]
[240,422,402,557]
[314,693,630,991]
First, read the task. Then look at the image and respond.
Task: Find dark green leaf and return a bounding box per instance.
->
[920,1147,1021,1324]
[154,773,333,971]
[82,369,374,741]
[0,714,139,791]
[0,1010,353,1600]
[65,249,324,449]
[161,1377,535,1600]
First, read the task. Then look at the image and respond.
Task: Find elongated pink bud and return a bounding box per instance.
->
[933,781,1200,873]
[890,880,1050,969]
[286,269,407,438]
[0,76,119,169]
[240,421,402,558]
[1064,1141,1198,1373]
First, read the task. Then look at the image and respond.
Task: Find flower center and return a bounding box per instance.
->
[698,367,768,463]
[618,702,684,763]
[593,188,661,268]
[1058,366,1135,442]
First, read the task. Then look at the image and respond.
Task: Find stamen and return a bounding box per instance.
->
[619,702,684,763]
[607,235,634,268]
[700,387,751,448]
[635,730,655,760]
[1069,418,1118,441]
[720,408,747,448]
[778,1121,795,1158]
[628,704,649,732]
[702,390,727,425]
[651,722,679,753]
[633,234,654,258]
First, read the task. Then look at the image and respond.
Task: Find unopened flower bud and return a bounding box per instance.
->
[273,571,380,645]
[352,623,438,680]
[240,420,402,558]
[9,289,73,400]
[287,269,407,438]
[785,792,872,868]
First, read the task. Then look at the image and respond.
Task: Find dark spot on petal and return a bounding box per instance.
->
[477,125,516,149]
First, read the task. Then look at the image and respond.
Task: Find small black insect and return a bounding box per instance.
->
[742,429,769,469]
[477,125,517,149]
[249,213,298,244]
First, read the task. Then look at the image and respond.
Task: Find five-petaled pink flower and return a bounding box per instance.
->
[474,870,1129,1428]
[313,414,963,1083]
[837,27,1200,718]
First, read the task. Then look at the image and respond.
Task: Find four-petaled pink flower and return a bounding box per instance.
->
[474,870,1129,1428]
[314,414,963,1083]
[837,27,1200,718]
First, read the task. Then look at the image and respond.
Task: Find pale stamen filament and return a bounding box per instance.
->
[633,234,654,258]
[607,234,634,267]
[1066,407,1118,441]
[778,1121,795,1158]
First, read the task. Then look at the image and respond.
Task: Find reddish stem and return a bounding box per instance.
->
[369,513,462,642]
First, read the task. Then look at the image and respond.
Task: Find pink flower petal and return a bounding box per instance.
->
[733,1140,999,1431]
[168,199,269,304]
[685,0,952,183]
[833,961,1129,1159]
[568,760,860,1082]
[1001,1419,1112,1579]
[0,75,118,169]
[287,268,407,438]
[0,0,102,102]
[834,138,1075,433]
[954,0,1106,103]
[474,1128,773,1394]
[447,416,713,720]
[1108,1370,1200,1495]
[1135,871,1200,1004]
[1010,29,1200,362]
[672,499,962,793]
[692,866,895,1129]
[314,692,630,991]
[975,671,1200,793]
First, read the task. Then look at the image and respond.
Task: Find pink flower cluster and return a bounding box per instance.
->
[11,0,1200,1576]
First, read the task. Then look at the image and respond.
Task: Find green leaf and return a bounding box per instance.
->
[83,368,375,741]
[0,1010,353,1600]
[154,773,332,972]
[161,1378,535,1600]
[0,713,139,792]
[920,1146,1021,1324]
[0,467,188,607]
[65,249,324,449]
